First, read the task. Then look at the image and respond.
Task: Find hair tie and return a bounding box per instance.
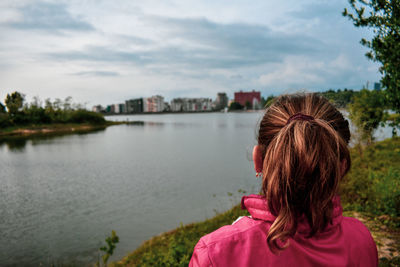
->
[286,113,314,125]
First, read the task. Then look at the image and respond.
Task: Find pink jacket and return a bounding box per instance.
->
[189,194,378,267]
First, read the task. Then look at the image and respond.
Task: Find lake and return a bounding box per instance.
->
[0,112,264,266]
[0,111,393,266]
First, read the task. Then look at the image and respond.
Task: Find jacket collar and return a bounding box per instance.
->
[241,194,343,234]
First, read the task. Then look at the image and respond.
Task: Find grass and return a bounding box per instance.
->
[340,137,400,222]
[111,205,249,267]
[112,137,400,267]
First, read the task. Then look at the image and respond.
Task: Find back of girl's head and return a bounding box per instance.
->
[257,92,351,253]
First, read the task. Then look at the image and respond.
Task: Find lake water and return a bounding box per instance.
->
[0,112,393,266]
[0,112,264,266]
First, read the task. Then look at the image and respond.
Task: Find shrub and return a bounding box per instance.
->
[340,137,400,220]
[69,110,106,124]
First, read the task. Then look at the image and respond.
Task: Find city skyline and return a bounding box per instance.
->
[0,0,381,106]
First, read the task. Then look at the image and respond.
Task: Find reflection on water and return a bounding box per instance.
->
[0,138,28,151]
[0,128,106,152]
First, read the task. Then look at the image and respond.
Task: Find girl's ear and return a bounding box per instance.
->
[252,145,263,173]
[341,159,348,177]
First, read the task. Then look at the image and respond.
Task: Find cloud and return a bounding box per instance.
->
[70,71,119,77]
[45,16,323,71]
[258,53,377,90]
[117,34,154,46]
[4,1,94,32]
[258,57,325,87]
[290,1,343,20]
[0,0,381,105]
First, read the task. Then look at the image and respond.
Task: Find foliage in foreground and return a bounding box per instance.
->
[98,230,119,267]
[340,137,400,222]
[113,137,400,266]
[343,0,400,113]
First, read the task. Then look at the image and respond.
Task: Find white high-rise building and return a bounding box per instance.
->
[144,95,164,112]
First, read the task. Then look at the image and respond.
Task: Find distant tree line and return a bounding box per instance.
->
[319,88,398,145]
[319,88,361,108]
[0,91,105,128]
[228,89,362,111]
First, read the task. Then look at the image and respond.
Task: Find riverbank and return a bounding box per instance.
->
[0,121,127,138]
[111,137,400,267]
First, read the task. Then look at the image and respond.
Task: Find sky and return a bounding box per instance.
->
[0,0,381,107]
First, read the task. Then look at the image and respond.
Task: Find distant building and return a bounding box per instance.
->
[144,95,164,112]
[164,102,170,112]
[170,98,213,112]
[171,98,185,112]
[125,98,143,113]
[191,98,212,111]
[112,104,120,114]
[374,82,381,91]
[215,92,228,110]
[118,103,126,114]
[234,90,261,109]
[92,105,104,113]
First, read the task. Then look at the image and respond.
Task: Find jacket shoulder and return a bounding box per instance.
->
[341,216,378,266]
[341,216,375,242]
[190,217,271,266]
[200,216,266,246]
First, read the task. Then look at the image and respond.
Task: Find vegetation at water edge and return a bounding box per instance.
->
[0,92,106,130]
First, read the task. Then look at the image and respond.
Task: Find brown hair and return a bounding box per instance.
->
[257,93,351,253]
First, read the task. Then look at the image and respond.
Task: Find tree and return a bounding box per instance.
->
[245,101,251,110]
[0,102,9,127]
[0,102,6,113]
[343,0,400,113]
[30,96,42,108]
[63,96,73,110]
[348,88,386,145]
[228,102,243,111]
[5,91,24,115]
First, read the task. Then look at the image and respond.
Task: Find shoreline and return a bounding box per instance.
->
[104,110,263,116]
[0,121,125,139]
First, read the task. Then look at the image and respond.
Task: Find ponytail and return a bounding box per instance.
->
[257,93,351,253]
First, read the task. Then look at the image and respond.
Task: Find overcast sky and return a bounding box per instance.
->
[0,0,380,106]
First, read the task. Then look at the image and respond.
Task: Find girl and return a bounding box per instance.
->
[189,93,378,266]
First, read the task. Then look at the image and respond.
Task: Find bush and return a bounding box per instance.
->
[69,110,106,124]
[340,137,400,219]
[348,89,386,145]
[228,102,244,111]
[0,113,11,128]
[23,107,52,124]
